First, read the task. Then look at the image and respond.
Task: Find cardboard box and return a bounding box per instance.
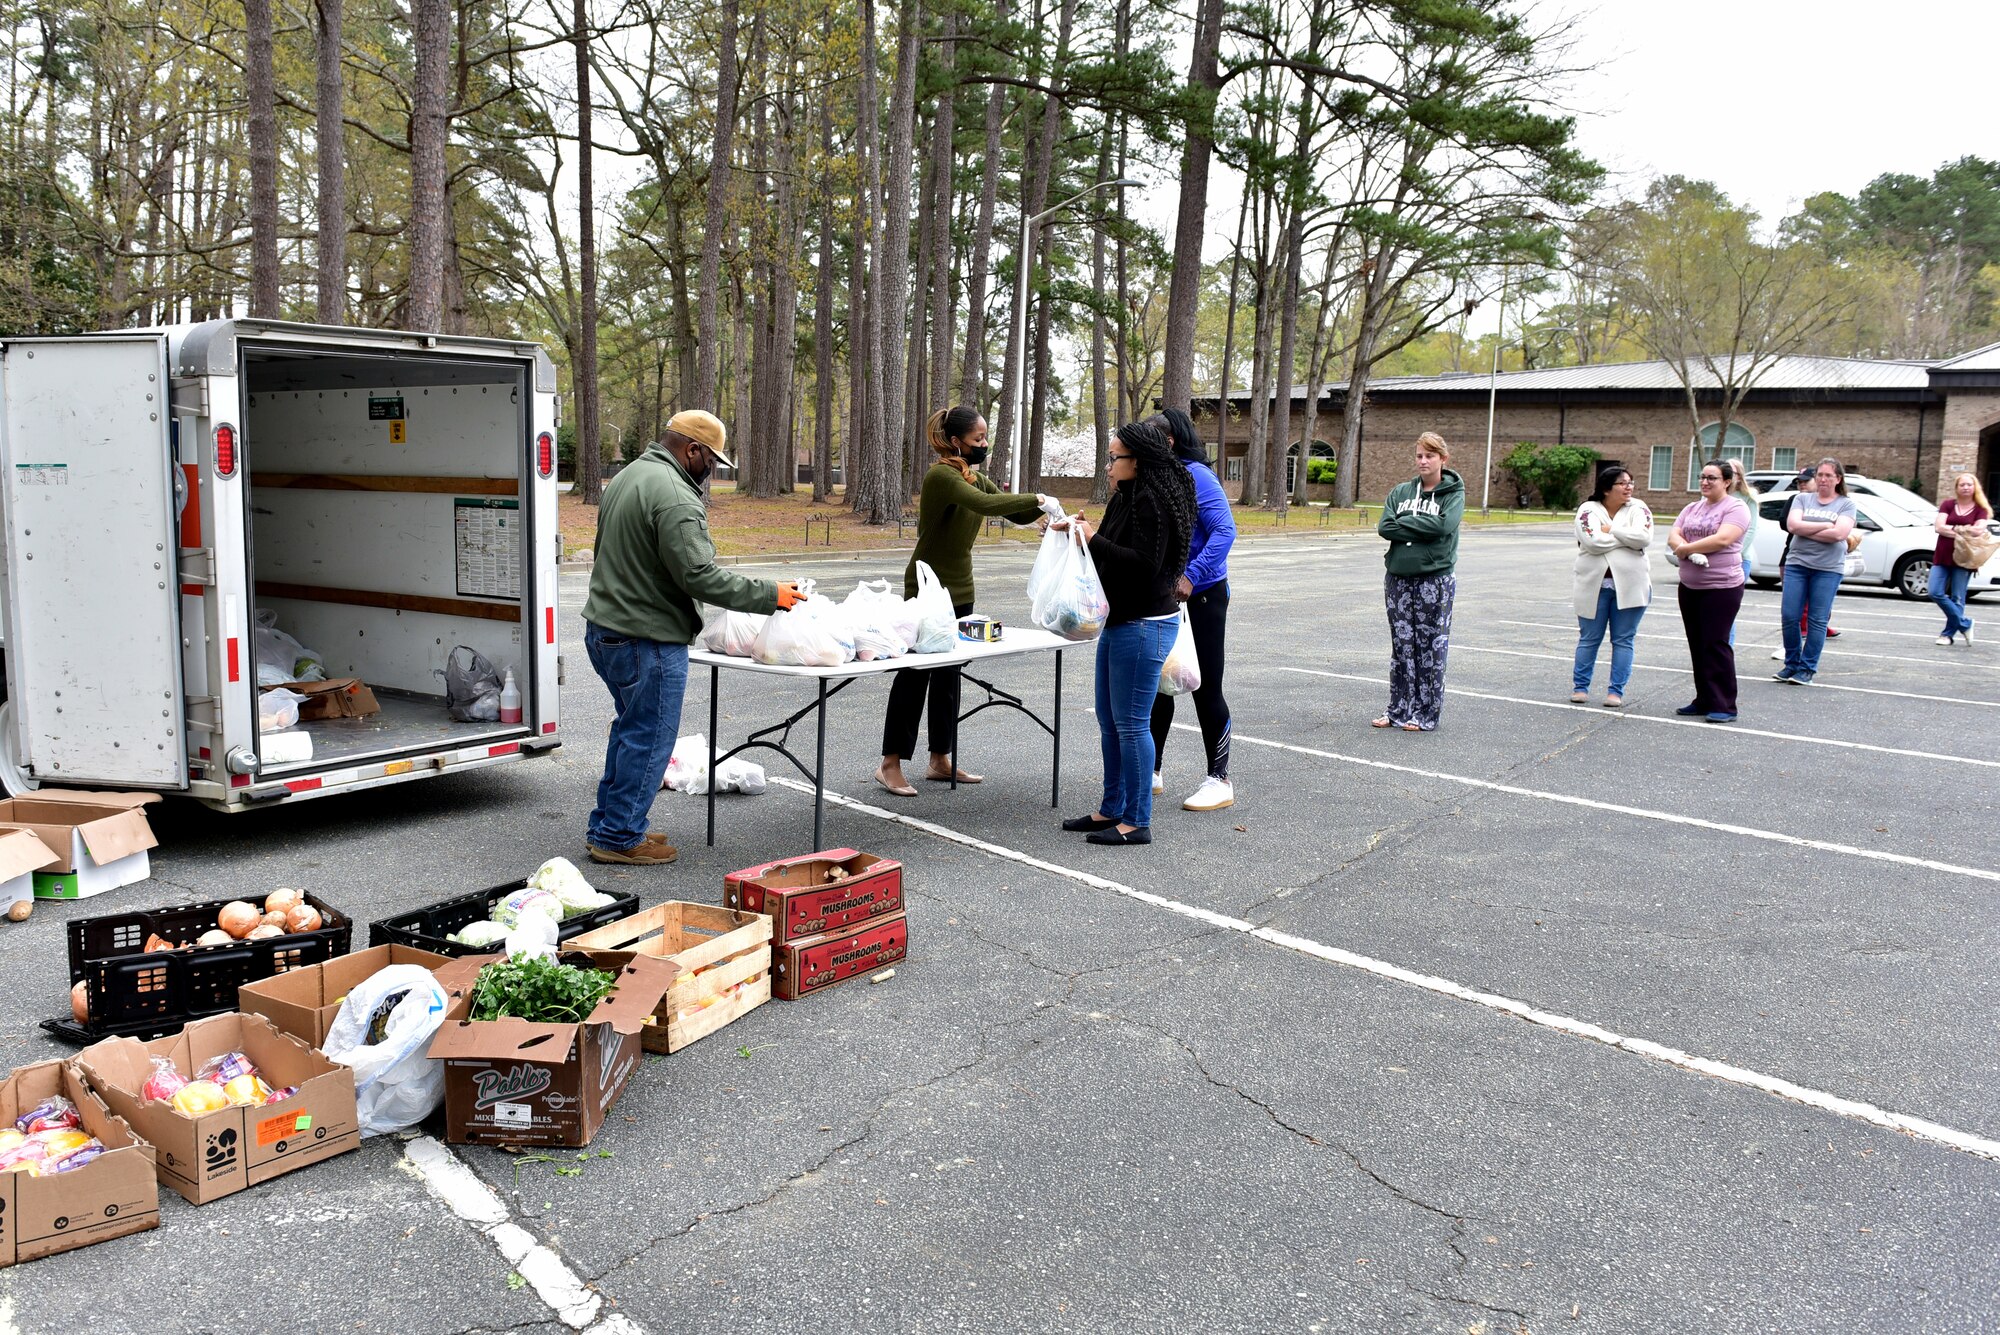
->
[427,950,678,1147]
[772,912,908,1001]
[569,903,773,1053]
[75,1012,360,1204]
[0,828,58,918]
[0,791,160,901]
[0,1061,158,1268]
[238,944,453,1049]
[724,851,905,945]
[279,678,380,721]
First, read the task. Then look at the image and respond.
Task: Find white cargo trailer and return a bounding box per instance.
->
[0,319,564,811]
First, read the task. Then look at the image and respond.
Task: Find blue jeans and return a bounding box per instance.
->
[1095,617,1176,828]
[1573,585,1648,694]
[1780,567,1843,675]
[1929,563,1974,637]
[584,623,690,852]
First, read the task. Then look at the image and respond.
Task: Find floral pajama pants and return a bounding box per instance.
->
[1384,571,1456,730]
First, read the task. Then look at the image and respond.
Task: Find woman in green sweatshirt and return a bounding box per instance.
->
[875,406,1051,796]
[1374,432,1466,731]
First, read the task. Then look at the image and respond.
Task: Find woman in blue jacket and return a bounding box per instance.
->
[1147,408,1236,812]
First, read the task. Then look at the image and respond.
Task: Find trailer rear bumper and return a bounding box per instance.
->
[188,733,561,811]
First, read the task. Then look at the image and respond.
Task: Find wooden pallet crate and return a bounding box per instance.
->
[569,902,773,1053]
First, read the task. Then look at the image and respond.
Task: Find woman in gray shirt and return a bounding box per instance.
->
[1774,458,1856,685]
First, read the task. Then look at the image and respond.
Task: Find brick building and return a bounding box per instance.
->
[1188,345,2000,509]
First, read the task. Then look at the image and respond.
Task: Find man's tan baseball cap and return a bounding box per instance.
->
[666,409,732,466]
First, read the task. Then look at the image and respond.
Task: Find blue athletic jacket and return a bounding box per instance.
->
[1183,458,1235,594]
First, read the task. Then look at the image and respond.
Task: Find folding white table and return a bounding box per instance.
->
[691,628,1075,848]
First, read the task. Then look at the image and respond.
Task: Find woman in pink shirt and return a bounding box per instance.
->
[1668,461,1750,721]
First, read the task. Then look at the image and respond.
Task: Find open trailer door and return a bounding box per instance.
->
[0,334,188,790]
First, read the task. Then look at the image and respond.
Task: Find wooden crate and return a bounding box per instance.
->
[568,902,773,1053]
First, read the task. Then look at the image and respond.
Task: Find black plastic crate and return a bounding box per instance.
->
[368,881,640,958]
[41,892,352,1045]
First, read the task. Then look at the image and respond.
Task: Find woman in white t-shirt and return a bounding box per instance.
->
[1570,465,1653,707]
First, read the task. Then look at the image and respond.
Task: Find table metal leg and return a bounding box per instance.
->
[1052,649,1063,809]
[814,678,828,849]
[706,665,720,847]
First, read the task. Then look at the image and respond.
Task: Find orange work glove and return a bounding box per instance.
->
[775,581,805,610]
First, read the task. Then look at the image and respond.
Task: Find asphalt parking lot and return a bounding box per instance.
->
[2,525,1995,1334]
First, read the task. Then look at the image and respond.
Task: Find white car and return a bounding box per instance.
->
[1745,470,1939,516]
[1745,491,2000,599]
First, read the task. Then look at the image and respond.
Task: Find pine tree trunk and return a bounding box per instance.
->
[696,0,740,402]
[1294,258,1337,506]
[957,0,1007,405]
[925,16,957,414]
[1089,122,1112,507]
[907,111,936,496]
[852,0,888,520]
[406,0,448,330]
[1016,0,1073,488]
[313,0,345,323]
[1266,202,1305,516]
[813,100,835,503]
[1159,0,1220,408]
[245,0,280,317]
[574,0,603,505]
[1214,193,1249,486]
[769,90,801,496]
[874,0,923,513]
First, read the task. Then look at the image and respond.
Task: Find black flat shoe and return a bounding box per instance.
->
[1674,704,1703,716]
[1062,814,1118,833]
[1086,826,1151,845]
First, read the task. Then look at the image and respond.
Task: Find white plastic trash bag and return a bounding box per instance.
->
[323,965,452,1137]
[713,757,767,795]
[911,561,958,654]
[253,609,325,687]
[699,604,767,657]
[752,591,855,667]
[259,687,305,733]
[1031,527,1110,642]
[1157,607,1202,696]
[663,734,710,793]
[843,580,914,659]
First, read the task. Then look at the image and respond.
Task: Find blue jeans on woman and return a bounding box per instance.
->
[1929,562,1974,639]
[1779,566,1843,677]
[1095,617,1177,828]
[585,622,691,852]
[1573,584,1648,695]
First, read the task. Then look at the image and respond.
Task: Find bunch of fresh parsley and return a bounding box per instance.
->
[468,955,618,1024]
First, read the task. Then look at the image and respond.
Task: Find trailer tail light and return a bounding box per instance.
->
[214,422,238,477]
[536,431,554,478]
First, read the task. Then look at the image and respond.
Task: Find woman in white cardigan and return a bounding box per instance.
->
[1571,464,1654,707]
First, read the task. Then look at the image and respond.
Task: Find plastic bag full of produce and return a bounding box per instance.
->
[492,886,563,930]
[253,609,327,687]
[662,734,710,793]
[699,604,767,657]
[526,856,616,916]
[259,687,306,733]
[751,588,855,667]
[844,597,910,662]
[1156,606,1202,697]
[910,561,959,654]
[1030,525,1109,642]
[323,964,452,1137]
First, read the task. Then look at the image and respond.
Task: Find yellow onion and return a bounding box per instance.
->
[284,903,323,933]
[218,901,261,938]
[247,924,284,941]
[70,980,90,1023]
[265,888,304,916]
[195,929,233,948]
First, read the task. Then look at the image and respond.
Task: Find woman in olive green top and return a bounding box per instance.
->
[875,406,1051,796]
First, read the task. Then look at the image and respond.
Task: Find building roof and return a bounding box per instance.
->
[1930,341,2000,373]
[1363,354,1935,396]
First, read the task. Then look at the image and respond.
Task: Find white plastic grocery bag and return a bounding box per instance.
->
[699,604,767,656]
[323,965,452,1137]
[663,733,710,792]
[911,561,959,653]
[752,593,855,666]
[1031,527,1109,642]
[1157,607,1202,696]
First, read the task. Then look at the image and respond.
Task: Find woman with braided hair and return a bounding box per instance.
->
[1058,420,1197,846]
[875,405,1054,797]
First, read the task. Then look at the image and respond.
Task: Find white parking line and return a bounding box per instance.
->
[1634,607,1957,642]
[401,1137,641,1332]
[1450,644,2000,710]
[1277,666,2000,769]
[1491,619,2000,673]
[1548,599,1971,628]
[769,778,2000,1163]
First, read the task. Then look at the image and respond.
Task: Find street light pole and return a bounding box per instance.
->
[1008,177,1146,495]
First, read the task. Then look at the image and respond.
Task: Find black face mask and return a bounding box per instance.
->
[962,445,990,469]
[683,448,713,485]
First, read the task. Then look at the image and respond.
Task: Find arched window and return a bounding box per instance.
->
[1688,422,1753,489]
[1286,439,1337,491]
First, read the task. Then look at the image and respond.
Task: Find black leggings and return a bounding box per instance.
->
[881,600,974,758]
[1149,582,1231,779]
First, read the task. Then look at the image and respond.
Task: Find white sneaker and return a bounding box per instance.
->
[1937,635,1954,646]
[1963,624,1976,644]
[1152,772,1164,794]
[1770,649,1784,660]
[1183,776,1235,812]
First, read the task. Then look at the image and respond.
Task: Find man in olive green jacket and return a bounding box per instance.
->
[580,410,802,864]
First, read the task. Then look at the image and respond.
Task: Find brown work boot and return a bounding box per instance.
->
[587,840,679,866]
